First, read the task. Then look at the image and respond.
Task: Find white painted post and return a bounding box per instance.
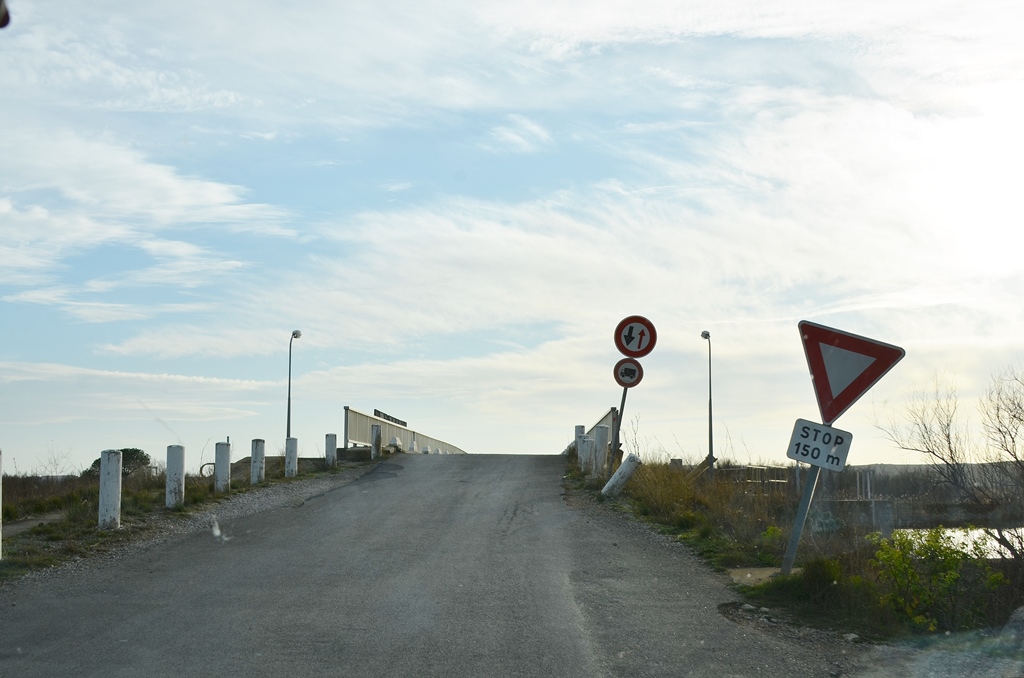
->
[98,449,122,530]
[594,425,610,478]
[581,436,595,475]
[574,425,584,459]
[166,445,185,509]
[285,437,298,477]
[601,453,642,498]
[411,440,418,456]
[326,433,337,467]
[370,425,381,460]
[251,439,266,484]
[215,442,231,493]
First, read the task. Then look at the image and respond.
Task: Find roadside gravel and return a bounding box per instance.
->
[1,462,377,592]
[565,486,1024,678]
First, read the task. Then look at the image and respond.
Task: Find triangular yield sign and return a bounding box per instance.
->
[798,320,905,425]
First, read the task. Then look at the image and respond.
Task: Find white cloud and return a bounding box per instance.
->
[2,0,1023,473]
[485,114,553,153]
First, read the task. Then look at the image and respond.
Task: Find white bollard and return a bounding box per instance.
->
[594,425,610,478]
[601,453,642,498]
[285,437,298,477]
[581,436,594,475]
[370,425,381,460]
[251,439,266,484]
[98,449,122,529]
[326,433,337,467]
[574,425,585,459]
[215,442,231,492]
[411,440,418,456]
[166,445,185,508]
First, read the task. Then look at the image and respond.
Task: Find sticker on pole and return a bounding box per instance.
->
[799,321,905,425]
[613,358,644,388]
[786,419,853,472]
[614,316,657,358]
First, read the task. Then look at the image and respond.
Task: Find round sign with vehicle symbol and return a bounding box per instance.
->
[613,357,644,388]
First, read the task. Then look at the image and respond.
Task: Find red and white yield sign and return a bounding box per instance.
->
[614,316,657,358]
[614,357,644,388]
[799,320,905,425]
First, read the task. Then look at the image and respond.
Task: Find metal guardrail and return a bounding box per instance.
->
[586,407,617,442]
[343,406,468,455]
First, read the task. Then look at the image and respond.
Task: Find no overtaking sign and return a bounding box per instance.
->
[614,316,656,358]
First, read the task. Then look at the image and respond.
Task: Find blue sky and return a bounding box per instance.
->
[2,0,1023,473]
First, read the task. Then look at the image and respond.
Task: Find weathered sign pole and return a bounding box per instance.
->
[780,321,904,576]
[610,316,657,479]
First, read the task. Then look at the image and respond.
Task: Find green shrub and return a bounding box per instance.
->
[869,528,1007,632]
[81,448,152,477]
[802,558,843,605]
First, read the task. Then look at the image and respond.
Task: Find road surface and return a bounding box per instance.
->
[0,454,883,676]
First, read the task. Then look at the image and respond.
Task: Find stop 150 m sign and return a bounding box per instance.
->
[785,419,853,472]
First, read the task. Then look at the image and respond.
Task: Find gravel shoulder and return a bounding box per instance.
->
[0,462,377,593]
[563,484,1024,678]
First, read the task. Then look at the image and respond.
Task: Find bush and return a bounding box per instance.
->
[81,448,152,477]
[869,528,1007,632]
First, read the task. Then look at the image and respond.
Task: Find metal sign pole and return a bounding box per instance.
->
[780,464,821,575]
[608,386,628,479]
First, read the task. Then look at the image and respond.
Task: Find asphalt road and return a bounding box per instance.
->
[0,454,861,677]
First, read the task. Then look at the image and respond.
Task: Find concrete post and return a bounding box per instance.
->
[594,425,610,477]
[326,433,337,467]
[166,445,185,509]
[371,425,381,460]
[601,453,642,498]
[98,449,122,530]
[411,440,418,456]
[285,437,298,477]
[574,425,584,460]
[215,442,231,493]
[581,436,594,475]
[251,439,266,484]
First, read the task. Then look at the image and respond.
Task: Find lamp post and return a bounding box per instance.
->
[701,330,715,480]
[287,330,301,439]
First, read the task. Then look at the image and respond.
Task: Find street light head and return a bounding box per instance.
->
[701,330,710,340]
[292,330,302,339]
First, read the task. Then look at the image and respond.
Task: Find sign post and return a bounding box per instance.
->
[780,321,904,575]
[609,316,656,478]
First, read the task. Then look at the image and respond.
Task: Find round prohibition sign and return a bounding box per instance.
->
[614,315,657,358]
[614,358,644,388]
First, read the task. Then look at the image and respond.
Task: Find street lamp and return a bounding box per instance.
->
[287,330,302,439]
[701,330,715,480]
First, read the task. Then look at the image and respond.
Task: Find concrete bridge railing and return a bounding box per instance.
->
[343,406,467,456]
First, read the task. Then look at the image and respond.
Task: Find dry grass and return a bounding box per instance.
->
[624,462,796,567]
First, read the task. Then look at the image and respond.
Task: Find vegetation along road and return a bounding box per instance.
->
[0,454,1012,677]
